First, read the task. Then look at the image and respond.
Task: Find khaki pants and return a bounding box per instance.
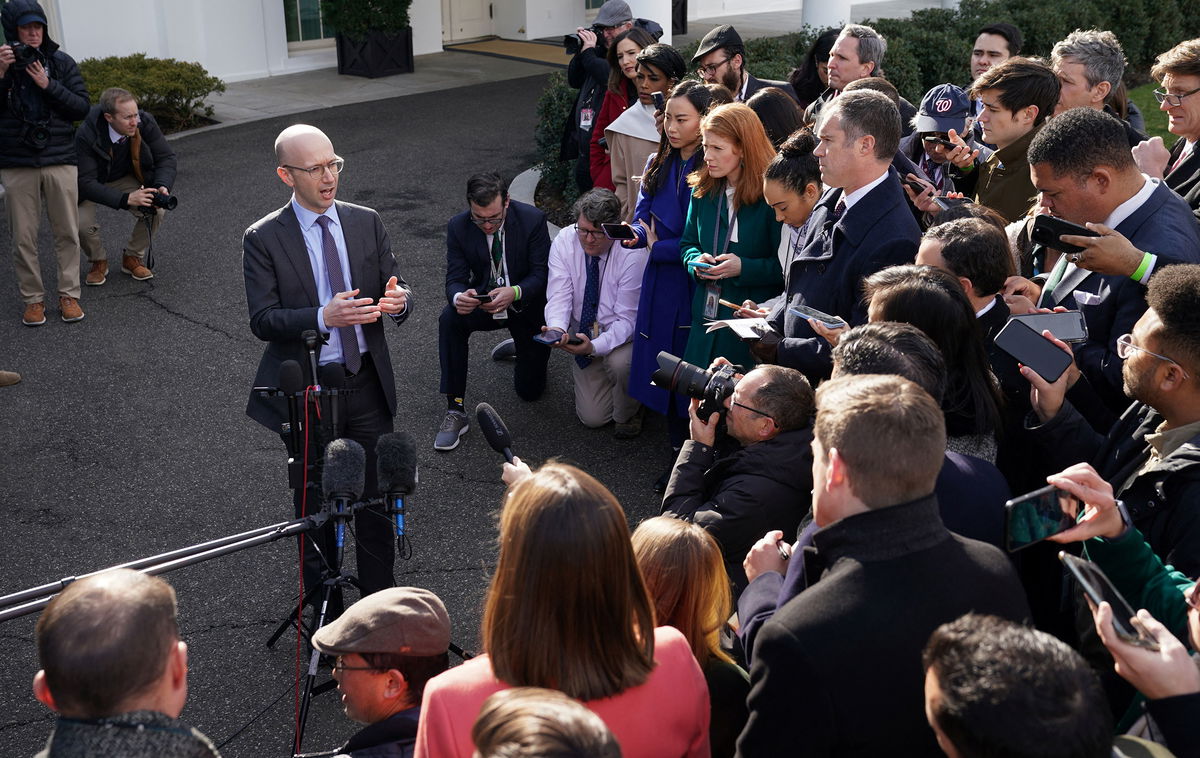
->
[78,173,163,262]
[571,340,641,427]
[1,165,81,302]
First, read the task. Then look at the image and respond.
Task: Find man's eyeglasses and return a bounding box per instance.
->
[282,157,345,179]
[1153,86,1200,108]
[696,56,732,77]
[332,655,381,673]
[470,209,507,227]
[575,224,605,240]
[1116,333,1190,379]
[731,399,774,422]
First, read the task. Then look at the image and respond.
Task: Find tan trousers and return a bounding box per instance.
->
[571,340,641,427]
[2,165,81,302]
[78,173,163,262]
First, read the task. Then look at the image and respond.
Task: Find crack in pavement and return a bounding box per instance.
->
[0,714,55,731]
[136,291,249,342]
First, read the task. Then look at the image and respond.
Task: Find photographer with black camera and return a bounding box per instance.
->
[0,1,89,326]
[659,354,815,597]
[76,87,178,285]
[563,0,660,193]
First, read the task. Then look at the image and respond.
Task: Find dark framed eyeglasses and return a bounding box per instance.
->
[1153,86,1200,108]
[333,655,382,673]
[574,224,605,240]
[282,157,345,179]
[1116,334,1190,378]
[731,400,774,422]
[696,56,732,76]
[470,209,507,227]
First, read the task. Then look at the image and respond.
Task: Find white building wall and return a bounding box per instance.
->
[53,0,441,84]
[687,0,801,18]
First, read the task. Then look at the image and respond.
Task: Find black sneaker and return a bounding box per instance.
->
[434,410,470,451]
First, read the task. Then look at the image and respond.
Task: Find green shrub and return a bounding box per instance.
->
[319,0,411,38]
[79,53,225,132]
[534,70,579,214]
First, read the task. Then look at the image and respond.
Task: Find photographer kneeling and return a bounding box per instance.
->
[76,87,176,285]
[661,360,814,596]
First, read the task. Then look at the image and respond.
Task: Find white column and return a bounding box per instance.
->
[802,0,851,30]
[630,0,672,45]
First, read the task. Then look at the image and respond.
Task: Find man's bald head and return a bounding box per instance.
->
[275,124,332,166]
[35,569,181,718]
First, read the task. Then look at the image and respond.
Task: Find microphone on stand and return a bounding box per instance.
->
[317,363,344,444]
[322,439,365,553]
[475,403,515,463]
[302,329,322,389]
[377,432,418,541]
[278,360,305,457]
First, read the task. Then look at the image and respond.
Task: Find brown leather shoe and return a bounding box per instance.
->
[0,370,21,387]
[21,301,46,326]
[121,255,153,281]
[59,296,85,322]
[85,260,108,286]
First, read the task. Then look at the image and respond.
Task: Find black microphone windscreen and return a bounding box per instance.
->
[475,403,513,455]
[377,432,418,493]
[318,362,345,389]
[323,438,365,499]
[279,360,305,394]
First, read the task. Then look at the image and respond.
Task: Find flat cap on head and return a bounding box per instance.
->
[693,24,743,63]
[312,587,450,657]
[594,0,632,28]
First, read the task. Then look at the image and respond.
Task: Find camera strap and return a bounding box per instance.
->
[129,128,145,184]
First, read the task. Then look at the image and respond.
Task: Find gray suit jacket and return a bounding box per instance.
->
[242,200,410,431]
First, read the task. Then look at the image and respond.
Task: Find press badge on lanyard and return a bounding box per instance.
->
[703,193,735,320]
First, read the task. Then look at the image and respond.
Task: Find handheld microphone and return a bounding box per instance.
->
[476,403,515,463]
[377,432,418,539]
[322,438,365,550]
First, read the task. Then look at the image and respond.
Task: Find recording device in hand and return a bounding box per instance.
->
[1031,214,1100,255]
[651,351,739,419]
[138,191,178,215]
[533,328,584,346]
[564,23,604,54]
[472,291,494,303]
[1011,311,1088,343]
[994,319,1073,383]
[8,41,41,70]
[652,91,666,111]
[1059,552,1161,651]
[789,304,848,330]
[901,176,952,211]
[1004,484,1078,551]
[602,222,637,240]
[476,402,515,463]
[377,431,417,540]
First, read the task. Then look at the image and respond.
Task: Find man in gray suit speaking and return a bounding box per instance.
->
[243,124,411,602]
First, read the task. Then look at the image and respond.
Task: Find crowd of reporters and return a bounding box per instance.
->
[23,0,1200,755]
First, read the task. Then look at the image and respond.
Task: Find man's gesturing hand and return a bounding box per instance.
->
[325,289,381,327]
[378,276,408,314]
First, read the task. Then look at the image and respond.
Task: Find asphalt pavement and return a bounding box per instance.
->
[0,73,677,756]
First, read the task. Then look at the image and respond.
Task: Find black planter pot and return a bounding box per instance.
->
[335,28,414,78]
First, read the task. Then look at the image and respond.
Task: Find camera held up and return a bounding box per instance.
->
[9,41,41,71]
[563,24,604,55]
[651,351,739,420]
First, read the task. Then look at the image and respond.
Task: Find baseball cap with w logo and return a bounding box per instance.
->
[915,83,971,134]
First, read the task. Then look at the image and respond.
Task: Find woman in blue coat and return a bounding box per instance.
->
[680,103,783,370]
[625,81,733,478]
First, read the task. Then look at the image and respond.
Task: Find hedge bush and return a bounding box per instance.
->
[535,0,1198,195]
[79,53,226,132]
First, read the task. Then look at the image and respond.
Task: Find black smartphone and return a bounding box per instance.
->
[533,329,583,346]
[789,304,847,330]
[1011,311,1088,343]
[652,91,665,111]
[902,176,950,210]
[925,136,958,149]
[1060,552,1160,651]
[1004,484,1078,551]
[601,222,637,240]
[472,291,493,303]
[1031,214,1100,255]
[994,319,1072,383]
[597,136,608,149]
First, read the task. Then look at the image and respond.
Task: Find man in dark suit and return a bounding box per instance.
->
[692,24,797,104]
[434,172,551,451]
[243,124,411,598]
[1134,38,1200,222]
[757,89,921,384]
[735,374,1028,758]
[1005,108,1200,417]
[803,24,917,134]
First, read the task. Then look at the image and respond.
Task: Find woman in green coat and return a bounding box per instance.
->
[680,102,783,370]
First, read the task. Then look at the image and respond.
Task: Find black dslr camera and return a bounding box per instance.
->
[20,120,49,151]
[9,41,41,70]
[138,191,179,215]
[651,351,739,419]
[563,24,604,55]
